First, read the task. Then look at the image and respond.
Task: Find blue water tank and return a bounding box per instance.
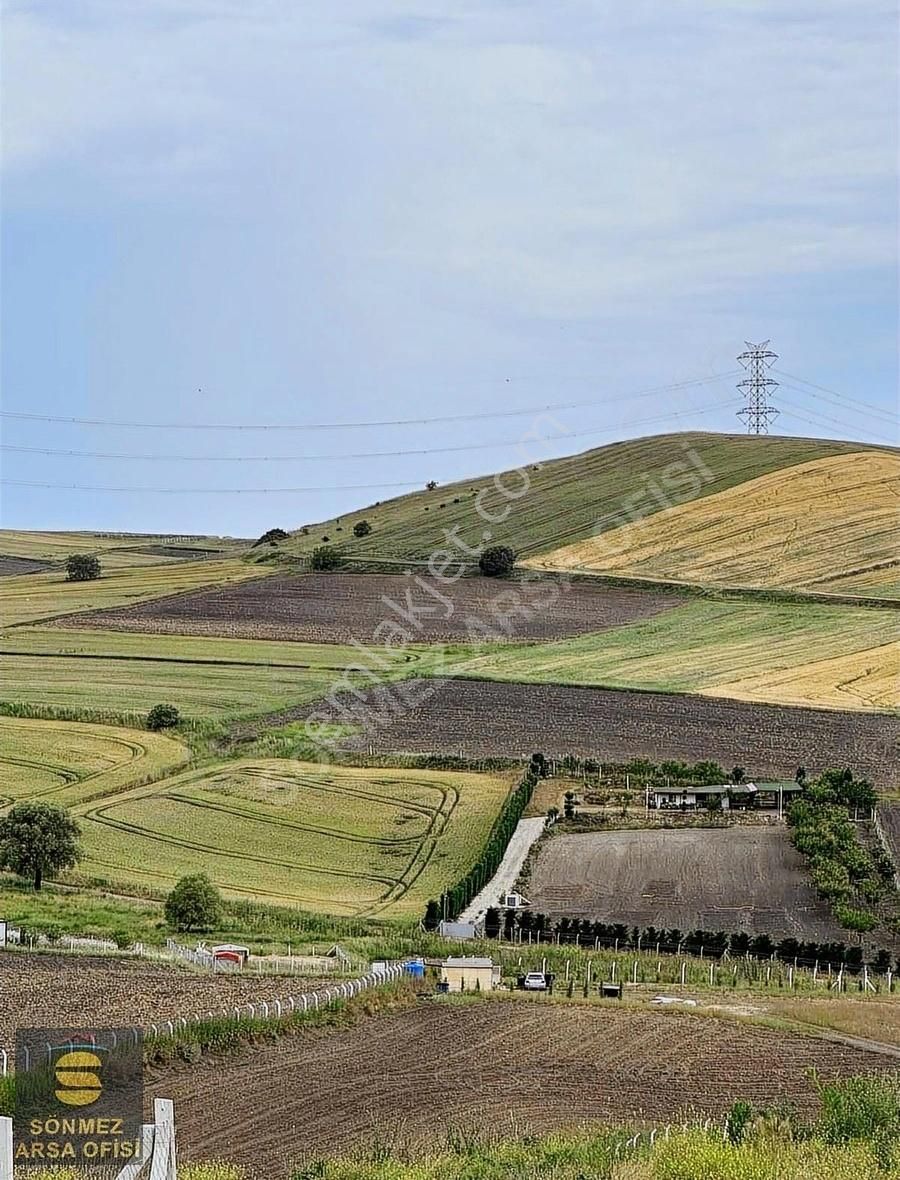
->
[404,959,425,978]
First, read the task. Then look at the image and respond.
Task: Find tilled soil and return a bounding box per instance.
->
[0,953,332,1051]
[322,679,900,784]
[150,999,897,1176]
[529,827,844,937]
[53,572,682,644]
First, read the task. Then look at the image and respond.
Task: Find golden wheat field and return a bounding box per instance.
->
[526,450,900,595]
[705,640,900,712]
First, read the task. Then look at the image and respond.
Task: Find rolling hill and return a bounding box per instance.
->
[280,431,893,573]
[525,449,900,595]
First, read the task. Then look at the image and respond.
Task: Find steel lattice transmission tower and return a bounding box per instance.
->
[736,341,779,434]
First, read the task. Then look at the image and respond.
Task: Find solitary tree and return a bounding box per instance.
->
[423,899,441,931]
[425,480,438,491]
[65,554,101,582]
[164,873,223,932]
[147,703,180,731]
[252,527,289,547]
[478,545,516,577]
[352,520,372,538]
[0,802,82,890]
[731,766,746,785]
[310,545,342,571]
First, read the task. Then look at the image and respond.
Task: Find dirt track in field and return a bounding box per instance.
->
[529,827,843,938]
[319,679,900,784]
[151,999,896,1176]
[55,572,682,643]
[0,954,331,1052]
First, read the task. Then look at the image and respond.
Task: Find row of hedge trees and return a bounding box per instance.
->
[481,912,897,973]
[787,768,888,933]
[423,754,542,928]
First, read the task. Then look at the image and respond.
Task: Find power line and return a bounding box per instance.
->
[774,370,896,421]
[776,379,896,428]
[0,399,740,463]
[0,401,738,493]
[0,373,738,432]
[777,405,897,447]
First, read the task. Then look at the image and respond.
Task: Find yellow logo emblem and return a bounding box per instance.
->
[54,1050,102,1107]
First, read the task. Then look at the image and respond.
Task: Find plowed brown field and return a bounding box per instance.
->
[529,828,843,938]
[0,954,331,1051]
[151,999,897,1175]
[320,679,900,784]
[54,573,681,644]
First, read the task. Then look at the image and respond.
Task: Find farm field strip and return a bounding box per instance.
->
[0,954,333,1054]
[0,557,264,627]
[50,571,683,644]
[0,627,451,721]
[0,716,190,808]
[525,450,900,596]
[443,600,900,712]
[328,679,900,784]
[150,998,898,1171]
[64,760,511,915]
[0,529,246,561]
[527,827,843,939]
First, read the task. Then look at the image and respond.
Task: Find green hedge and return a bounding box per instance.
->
[426,759,539,925]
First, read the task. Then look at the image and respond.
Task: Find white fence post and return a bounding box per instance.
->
[149,1098,177,1180]
[0,1117,12,1180]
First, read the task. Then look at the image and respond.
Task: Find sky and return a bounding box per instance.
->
[1,0,897,537]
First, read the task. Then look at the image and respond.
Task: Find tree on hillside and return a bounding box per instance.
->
[478,545,516,577]
[252,527,289,547]
[147,703,180,731]
[310,545,343,571]
[0,802,82,890]
[352,520,372,538]
[425,480,438,490]
[164,873,223,931]
[65,554,101,582]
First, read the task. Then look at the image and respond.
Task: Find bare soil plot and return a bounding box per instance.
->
[0,953,330,1052]
[529,827,843,938]
[0,555,50,577]
[151,999,896,1174]
[55,572,682,644]
[322,679,900,785]
[877,803,900,861]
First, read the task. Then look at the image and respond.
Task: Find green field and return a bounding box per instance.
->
[0,558,266,627]
[0,716,190,807]
[445,600,900,711]
[282,431,885,562]
[0,628,454,720]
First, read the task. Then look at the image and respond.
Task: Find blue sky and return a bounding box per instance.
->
[1,0,896,536]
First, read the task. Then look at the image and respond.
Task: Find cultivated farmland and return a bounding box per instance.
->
[0,716,190,808]
[70,759,513,915]
[0,557,264,627]
[528,828,843,938]
[53,572,683,644]
[0,627,438,721]
[0,555,50,578]
[447,599,900,712]
[0,953,332,1053]
[279,432,885,563]
[322,679,900,784]
[153,998,897,1172]
[527,449,900,597]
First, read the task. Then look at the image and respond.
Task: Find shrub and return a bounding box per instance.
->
[310,545,342,571]
[147,703,180,731]
[352,520,372,537]
[164,873,223,932]
[478,545,516,577]
[252,527,289,547]
[65,554,101,582]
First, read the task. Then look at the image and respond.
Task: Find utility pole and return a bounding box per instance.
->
[736,341,779,434]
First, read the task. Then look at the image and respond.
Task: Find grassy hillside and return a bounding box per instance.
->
[280,431,887,564]
[527,450,899,595]
[0,557,263,627]
[446,600,899,712]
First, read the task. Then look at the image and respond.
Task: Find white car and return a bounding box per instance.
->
[523,972,548,990]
